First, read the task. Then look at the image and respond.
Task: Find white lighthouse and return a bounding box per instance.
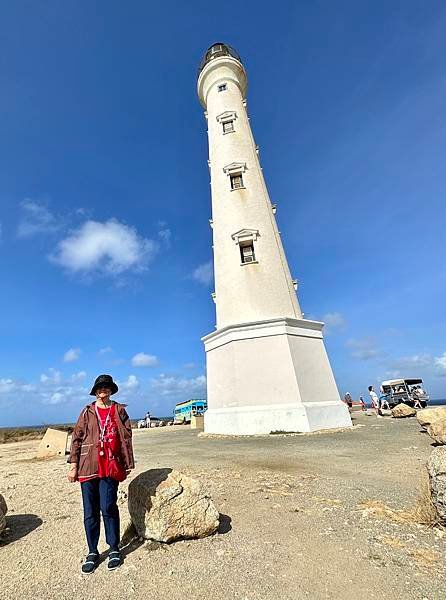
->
[198,43,351,434]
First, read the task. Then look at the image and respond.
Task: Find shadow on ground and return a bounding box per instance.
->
[0,514,43,545]
[218,513,232,534]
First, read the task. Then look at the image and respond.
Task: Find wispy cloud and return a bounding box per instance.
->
[63,347,81,362]
[322,312,346,334]
[40,368,62,384]
[150,373,206,398]
[98,346,113,355]
[17,199,63,238]
[118,374,140,390]
[131,352,159,367]
[50,219,158,276]
[434,352,446,376]
[192,260,213,286]
[346,337,380,361]
[71,371,87,381]
[158,228,171,248]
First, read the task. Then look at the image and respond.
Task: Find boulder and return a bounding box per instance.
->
[0,494,7,516]
[427,419,446,445]
[37,428,68,459]
[417,407,446,430]
[427,447,446,523]
[0,493,7,535]
[128,469,220,543]
[391,403,416,418]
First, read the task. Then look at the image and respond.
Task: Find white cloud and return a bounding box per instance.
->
[17,199,62,238]
[158,228,171,248]
[434,352,446,376]
[47,392,64,405]
[131,352,159,367]
[346,337,380,361]
[99,346,113,355]
[50,219,158,275]
[192,260,213,286]
[322,312,346,334]
[391,353,433,370]
[0,378,35,394]
[64,348,81,362]
[40,368,62,384]
[150,374,206,398]
[120,375,139,390]
[71,371,87,381]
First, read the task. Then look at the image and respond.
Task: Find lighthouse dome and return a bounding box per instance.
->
[198,43,242,75]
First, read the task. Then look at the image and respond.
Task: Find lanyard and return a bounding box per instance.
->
[95,402,112,454]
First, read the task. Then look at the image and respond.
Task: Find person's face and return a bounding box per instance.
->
[96,386,112,401]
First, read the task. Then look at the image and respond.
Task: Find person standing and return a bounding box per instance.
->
[343,392,353,409]
[368,385,382,417]
[67,374,134,574]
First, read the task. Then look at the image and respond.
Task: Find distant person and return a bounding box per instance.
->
[344,392,353,409]
[380,395,390,411]
[368,385,382,417]
[145,411,151,428]
[67,374,134,574]
[359,396,366,411]
[412,387,423,409]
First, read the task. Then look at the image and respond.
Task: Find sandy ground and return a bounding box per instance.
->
[0,412,445,600]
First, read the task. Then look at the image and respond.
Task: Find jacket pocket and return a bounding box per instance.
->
[80,443,93,456]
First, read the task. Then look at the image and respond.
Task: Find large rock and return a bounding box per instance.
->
[417,407,446,430]
[128,469,220,543]
[427,447,446,523]
[427,419,446,445]
[0,493,7,535]
[391,403,416,418]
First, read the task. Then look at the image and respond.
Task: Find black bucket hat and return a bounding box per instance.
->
[90,374,119,396]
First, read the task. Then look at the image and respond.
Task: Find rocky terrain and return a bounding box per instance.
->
[0,412,445,600]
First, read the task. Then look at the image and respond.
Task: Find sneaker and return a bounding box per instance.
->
[107,550,122,571]
[81,552,99,575]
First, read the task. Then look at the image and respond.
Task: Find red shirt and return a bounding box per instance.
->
[78,403,127,483]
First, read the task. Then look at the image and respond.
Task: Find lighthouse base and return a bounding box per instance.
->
[202,317,352,435]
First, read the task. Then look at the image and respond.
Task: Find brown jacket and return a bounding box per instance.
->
[68,401,135,480]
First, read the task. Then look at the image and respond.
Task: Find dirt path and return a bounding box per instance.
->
[1,413,445,599]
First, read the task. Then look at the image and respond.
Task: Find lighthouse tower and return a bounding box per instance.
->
[198,43,351,434]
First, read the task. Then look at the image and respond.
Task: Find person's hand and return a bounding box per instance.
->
[67,464,78,483]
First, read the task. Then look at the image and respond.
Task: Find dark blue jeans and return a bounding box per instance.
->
[81,478,120,553]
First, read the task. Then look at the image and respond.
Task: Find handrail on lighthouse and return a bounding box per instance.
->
[198,43,242,75]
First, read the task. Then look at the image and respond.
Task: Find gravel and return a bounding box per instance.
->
[0,412,445,600]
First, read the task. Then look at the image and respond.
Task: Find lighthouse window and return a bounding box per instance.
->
[218,83,227,92]
[223,120,234,134]
[240,242,255,264]
[230,173,244,190]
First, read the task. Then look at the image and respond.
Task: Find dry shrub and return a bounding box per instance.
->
[358,499,414,524]
[412,474,438,527]
[409,547,440,566]
[359,475,439,527]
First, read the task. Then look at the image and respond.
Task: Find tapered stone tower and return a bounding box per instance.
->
[198,43,351,434]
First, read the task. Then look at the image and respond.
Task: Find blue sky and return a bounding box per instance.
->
[1,1,445,426]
